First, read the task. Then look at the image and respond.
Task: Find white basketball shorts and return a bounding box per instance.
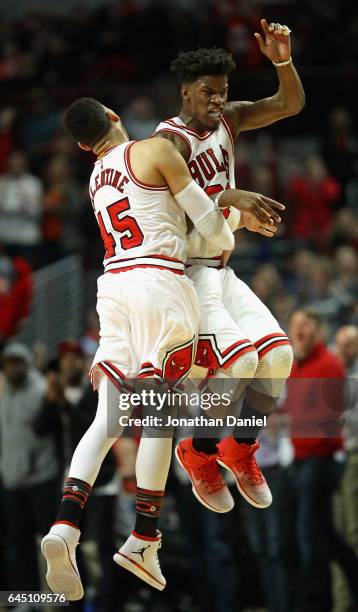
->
[185,265,290,371]
[90,268,200,390]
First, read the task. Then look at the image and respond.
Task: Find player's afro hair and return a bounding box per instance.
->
[64,97,112,147]
[170,48,236,84]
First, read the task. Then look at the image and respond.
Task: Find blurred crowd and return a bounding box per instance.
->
[0,312,357,612]
[0,1,357,611]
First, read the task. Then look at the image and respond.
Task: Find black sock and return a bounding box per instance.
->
[192,437,219,455]
[233,400,270,444]
[55,477,92,528]
[134,487,164,538]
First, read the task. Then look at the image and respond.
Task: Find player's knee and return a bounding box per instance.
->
[226,348,258,380]
[267,343,294,379]
[251,343,293,397]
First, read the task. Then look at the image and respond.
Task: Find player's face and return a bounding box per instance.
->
[289,313,320,359]
[182,76,229,131]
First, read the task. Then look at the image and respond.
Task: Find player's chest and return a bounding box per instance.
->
[188,143,231,188]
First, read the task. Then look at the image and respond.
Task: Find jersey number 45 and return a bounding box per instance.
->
[97,197,144,259]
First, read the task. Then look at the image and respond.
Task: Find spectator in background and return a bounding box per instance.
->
[41,155,83,265]
[281,310,358,612]
[0,151,43,264]
[334,326,358,547]
[0,342,62,591]
[37,340,121,610]
[18,89,60,174]
[287,154,340,248]
[333,325,358,612]
[242,426,287,612]
[322,107,358,202]
[122,96,160,140]
[0,254,33,350]
[0,108,15,174]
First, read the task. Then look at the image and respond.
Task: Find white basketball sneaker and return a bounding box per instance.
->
[41,522,83,601]
[113,530,166,591]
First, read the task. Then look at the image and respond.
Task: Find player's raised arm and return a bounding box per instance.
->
[153,138,234,251]
[226,19,305,137]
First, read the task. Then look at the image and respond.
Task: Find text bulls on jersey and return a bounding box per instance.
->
[188,146,230,188]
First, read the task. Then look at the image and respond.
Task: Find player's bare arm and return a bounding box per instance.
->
[225,19,305,138]
[130,137,234,250]
[153,130,191,163]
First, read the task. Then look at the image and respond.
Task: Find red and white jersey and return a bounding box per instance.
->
[89,141,188,275]
[155,116,240,266]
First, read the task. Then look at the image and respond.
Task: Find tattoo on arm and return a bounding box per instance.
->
[154,131,191,162]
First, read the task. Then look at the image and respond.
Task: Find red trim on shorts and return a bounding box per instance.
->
[107,264,184,275]
[254,333,291,359]
[124,142,168,191]
[221,344,256,369]
[98,362,124,390]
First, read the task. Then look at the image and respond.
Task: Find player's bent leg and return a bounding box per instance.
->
[176,346,258,513]
[217,343,293,509]
[42,376,128,600]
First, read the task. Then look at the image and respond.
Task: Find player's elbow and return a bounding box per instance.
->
[196,211,235,251]
[287,92,306,116]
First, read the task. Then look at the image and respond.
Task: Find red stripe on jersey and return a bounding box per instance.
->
[124,142,168,191]
[164,119,212,141]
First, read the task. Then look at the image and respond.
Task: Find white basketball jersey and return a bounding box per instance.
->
[89,141,188,275]
[155,116,240,266]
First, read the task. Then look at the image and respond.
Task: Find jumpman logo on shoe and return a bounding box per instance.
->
[132,545,151,562]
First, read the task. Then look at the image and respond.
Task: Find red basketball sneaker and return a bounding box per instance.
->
[217,437,272,508]
[175,438,234,513]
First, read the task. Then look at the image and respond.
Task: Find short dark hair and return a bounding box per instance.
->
[170,48,236,84]
[64,97,111,146]
[289,308,324,327]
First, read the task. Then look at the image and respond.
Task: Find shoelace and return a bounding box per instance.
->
[218,445,264,485]
[237,447,264,485]
[196,457,225,493]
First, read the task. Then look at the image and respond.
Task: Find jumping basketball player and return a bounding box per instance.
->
[155,20,305,513]
[40,97,236,597]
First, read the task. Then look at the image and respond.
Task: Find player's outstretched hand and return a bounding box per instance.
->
[242,211,278,238]
[254,18,291,63]
[220,188,285,224]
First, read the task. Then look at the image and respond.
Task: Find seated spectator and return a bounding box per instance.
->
[0,254,33,350]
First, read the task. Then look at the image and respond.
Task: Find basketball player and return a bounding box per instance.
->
[155,20,305,513]
[40,97,237,597]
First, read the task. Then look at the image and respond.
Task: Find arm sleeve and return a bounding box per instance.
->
[174,181,234,251]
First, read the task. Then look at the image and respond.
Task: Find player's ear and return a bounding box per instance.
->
[78,142,92,151]
[181,84,190,102]
[106,109,120,123]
